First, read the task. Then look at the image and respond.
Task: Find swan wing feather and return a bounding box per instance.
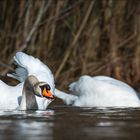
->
[7,52,55,92]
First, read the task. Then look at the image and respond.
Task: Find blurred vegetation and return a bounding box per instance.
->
[0,0,140,91]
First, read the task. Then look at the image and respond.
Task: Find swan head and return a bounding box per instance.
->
[34,82,55,100]
[20,75,55,110]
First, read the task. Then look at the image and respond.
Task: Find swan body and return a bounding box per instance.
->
[55,75,140,107]
[0,75,54,110]
[0,52,55,110]
[0,80,23,110]
[7,52,140,108]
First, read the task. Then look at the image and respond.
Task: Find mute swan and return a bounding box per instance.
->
[55,76,140,107]
[0,75,54,110]
[5,52,55,110]
[8,52,140,107]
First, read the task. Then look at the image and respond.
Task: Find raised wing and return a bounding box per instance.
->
[7,52,55,92]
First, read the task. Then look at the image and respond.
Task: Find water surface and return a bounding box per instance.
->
[0,106,140,140]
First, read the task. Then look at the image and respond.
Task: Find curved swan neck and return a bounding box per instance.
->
[55,89,78,105]
[19,75,39,110]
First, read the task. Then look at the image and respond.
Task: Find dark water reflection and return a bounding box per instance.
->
[0,107,140,140]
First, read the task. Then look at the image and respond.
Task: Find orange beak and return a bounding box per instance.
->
[42,88,55,100]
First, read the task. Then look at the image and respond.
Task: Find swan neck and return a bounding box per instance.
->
[55,89,78,105]
[20,76,38,110]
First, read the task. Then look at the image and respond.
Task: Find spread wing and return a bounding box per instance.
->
[7,52,55,92]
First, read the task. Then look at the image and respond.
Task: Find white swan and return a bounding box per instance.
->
[55,75,140,107]
[4,52,55,110]
[0,75,54,110]
[8,52,140,108]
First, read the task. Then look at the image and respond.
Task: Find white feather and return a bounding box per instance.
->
[8,52,55,93]
[55,75,140,107]
[0,52,55,110]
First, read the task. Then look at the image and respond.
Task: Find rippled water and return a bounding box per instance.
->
[0,106,140,140]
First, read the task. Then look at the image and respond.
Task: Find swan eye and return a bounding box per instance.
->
[40,84,51,91]
[46,84,51,90]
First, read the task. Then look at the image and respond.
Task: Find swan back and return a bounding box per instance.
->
[69,75,140,107]
[92,76,136,93]
[69,75,91,97]
[69,75,138,96]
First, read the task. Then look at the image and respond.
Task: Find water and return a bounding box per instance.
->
[0,106,140,140]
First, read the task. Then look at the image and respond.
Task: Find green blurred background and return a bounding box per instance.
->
[0,0,140,92]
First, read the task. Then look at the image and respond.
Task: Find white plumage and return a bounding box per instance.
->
[2,52,140,109]
[10,52,55,92]
[0,52,55,110]
[55,75,140,107]
[0,80,23,110]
